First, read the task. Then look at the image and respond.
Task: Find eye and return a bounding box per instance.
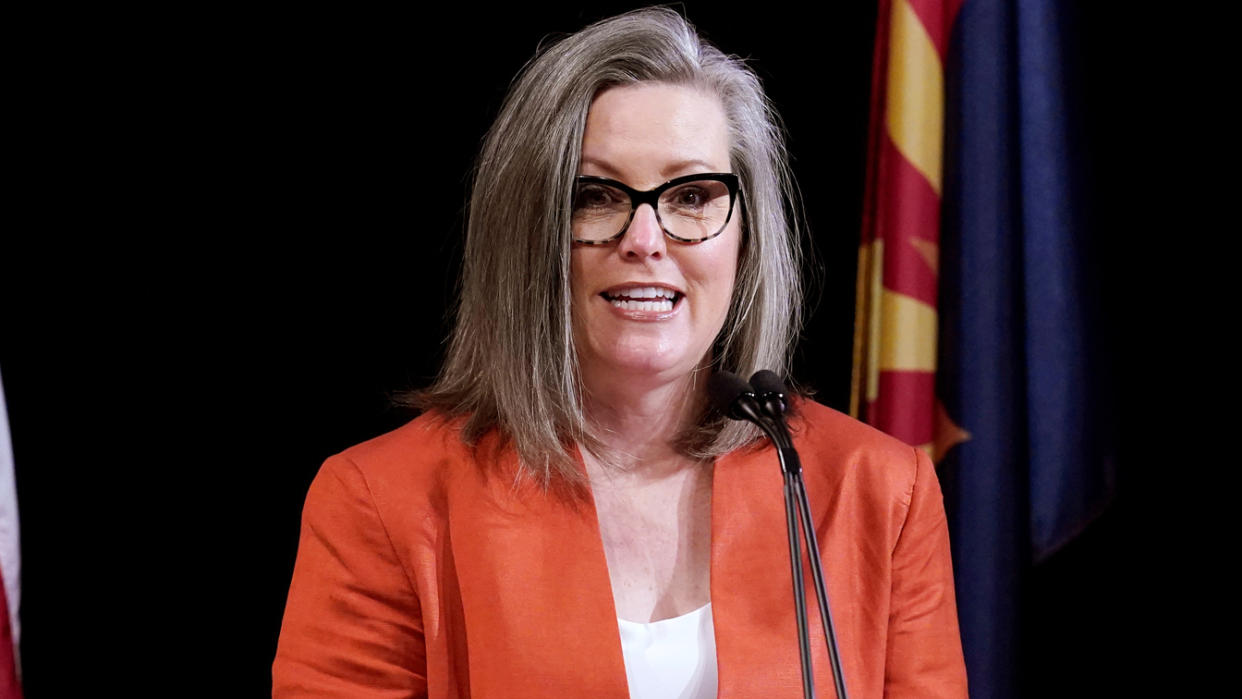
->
[665,183,712,211]
[573,183,624,211]
[674,187,707,207]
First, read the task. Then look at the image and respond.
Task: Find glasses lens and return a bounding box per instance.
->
[658,179,733,242]
[572,181,632,243]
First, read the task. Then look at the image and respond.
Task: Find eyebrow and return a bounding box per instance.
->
[578,155,725,181]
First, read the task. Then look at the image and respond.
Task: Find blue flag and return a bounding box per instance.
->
[937,1,1116,695]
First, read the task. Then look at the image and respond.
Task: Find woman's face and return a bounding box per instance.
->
[571,83,741,393]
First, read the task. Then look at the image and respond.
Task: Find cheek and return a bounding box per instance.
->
[712,271,739,328]
[709,230,742,306]
[705,235,742,334]
[568,249,598,340]
[569,250,591,305]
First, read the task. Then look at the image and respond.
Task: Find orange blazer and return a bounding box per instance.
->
[273,401,967,698]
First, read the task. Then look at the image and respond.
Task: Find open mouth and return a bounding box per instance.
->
[600,286,683,312]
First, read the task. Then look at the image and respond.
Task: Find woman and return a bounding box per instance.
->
[273,8,966,698]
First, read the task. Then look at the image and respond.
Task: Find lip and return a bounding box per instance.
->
[598,282,684,319]
[600,281,685,297]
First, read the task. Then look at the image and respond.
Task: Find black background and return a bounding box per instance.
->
[2,2,1181,696]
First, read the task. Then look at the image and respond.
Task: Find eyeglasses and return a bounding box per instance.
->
[571,172,741,245]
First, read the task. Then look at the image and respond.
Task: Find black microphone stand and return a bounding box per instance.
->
[711,371,849,699]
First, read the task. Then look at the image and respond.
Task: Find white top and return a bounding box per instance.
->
[617,603,718,699]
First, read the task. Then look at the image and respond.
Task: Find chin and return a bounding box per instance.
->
[583,340,708,388]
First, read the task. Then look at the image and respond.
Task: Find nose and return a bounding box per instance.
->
[617,203,667,259]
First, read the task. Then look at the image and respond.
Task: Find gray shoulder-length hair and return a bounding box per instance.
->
[416,7,805,485]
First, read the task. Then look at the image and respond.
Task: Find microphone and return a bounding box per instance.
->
[706,371,766,424]
[709,369,850,699]
[749,370,788,417]
[708,370,794,468]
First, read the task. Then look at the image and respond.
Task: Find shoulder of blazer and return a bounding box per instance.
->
[322,411,480,533]
[789,398,924,509]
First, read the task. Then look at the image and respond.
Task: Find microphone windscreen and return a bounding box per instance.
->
[707,371,753,415]
[749,370,787,396]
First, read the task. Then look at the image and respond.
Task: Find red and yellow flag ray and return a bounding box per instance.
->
[852,0,965,455]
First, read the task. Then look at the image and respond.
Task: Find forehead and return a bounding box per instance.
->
[580,83,731,180]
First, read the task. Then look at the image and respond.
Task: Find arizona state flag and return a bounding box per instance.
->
[854,1,1116,697]
[851,0,962,453]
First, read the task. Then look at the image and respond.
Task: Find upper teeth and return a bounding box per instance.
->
[609,286,676,299]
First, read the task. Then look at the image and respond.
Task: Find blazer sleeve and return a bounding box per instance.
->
[883,448,969,698]
[273,455,428,698]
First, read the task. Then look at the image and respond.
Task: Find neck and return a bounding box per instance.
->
[580,369,708,476]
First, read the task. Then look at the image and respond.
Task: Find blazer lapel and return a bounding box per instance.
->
[711,441,838,698]
[448,439,630,697]
[451,433,843,697]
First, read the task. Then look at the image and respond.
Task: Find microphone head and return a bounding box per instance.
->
[707,371,755,418]
[749,370,787,396]
[749,369,789,417]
